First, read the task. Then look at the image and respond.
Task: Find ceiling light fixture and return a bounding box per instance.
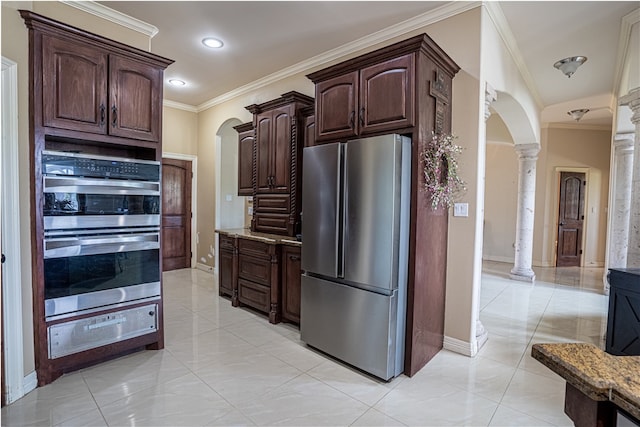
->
[168,79,186,86]
[553,56,587,78]
[567,109,589,122]
[202,37,224,49]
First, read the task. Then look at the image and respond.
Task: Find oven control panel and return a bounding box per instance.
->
[42,151,160,181]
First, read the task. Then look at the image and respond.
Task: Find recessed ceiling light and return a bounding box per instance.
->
[202,37,224,49]
[168,79,186,86]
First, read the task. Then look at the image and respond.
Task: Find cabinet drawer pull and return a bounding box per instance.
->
[111,105,118,127]
[359,107,365,127]
[349,110,355,129]
[100,104,105,125]
[289,255,300,261]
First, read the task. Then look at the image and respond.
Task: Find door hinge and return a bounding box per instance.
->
[579,249,583,254]
[583,181,586,185]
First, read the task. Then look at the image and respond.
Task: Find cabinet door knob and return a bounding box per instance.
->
[359,108,365,127]
[349,110,355,129]
[100,104,106,125]
[111,105,118,127]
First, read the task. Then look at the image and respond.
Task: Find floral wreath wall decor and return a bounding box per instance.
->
[421,132,466,210]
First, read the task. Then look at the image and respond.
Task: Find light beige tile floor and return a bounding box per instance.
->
[2,262,611,426]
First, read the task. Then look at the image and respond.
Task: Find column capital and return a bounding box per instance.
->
[620,87,640,124]
[514,143,540,159]
[485,82,497,122]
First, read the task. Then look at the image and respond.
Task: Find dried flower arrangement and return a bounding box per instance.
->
[421,133,466,210]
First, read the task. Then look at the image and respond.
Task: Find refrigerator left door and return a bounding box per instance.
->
[301,143,342,278]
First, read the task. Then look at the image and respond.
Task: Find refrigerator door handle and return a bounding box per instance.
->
[337,144,346,279]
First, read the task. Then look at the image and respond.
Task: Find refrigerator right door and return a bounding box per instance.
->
[343,134,407,293]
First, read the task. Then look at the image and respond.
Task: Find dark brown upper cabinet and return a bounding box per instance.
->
[108,55,162,142]
[42,33,163,143]
[255,105,292,194]
[312,54,414,142]
[234,122,254,197]
[246,92,314,236]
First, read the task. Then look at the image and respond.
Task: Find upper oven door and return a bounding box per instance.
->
[43,176,160,230]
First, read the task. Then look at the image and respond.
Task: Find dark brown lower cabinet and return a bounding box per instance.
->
[218,235,236,299]
[216,232,302,326]
[281,245,301,324]
[237,238,281,323]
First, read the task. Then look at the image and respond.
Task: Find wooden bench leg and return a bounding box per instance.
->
[564,382,617,427]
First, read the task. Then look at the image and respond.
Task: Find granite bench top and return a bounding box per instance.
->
[215,228,301,246]
[531,343,640,420]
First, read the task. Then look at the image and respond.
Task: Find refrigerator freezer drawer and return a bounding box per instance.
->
[300,274,402,380]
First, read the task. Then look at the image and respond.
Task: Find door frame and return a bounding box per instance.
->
[2,57,26,404]
[162,152,197,269]
[554,166,590,267]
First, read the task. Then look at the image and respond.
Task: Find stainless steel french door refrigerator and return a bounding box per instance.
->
[300,134,411,380]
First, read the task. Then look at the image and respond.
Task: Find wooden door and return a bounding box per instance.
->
[42,34,108,134]
[270,105,292,193]
[162,158,192,271]
[109,55,162,142]
[359,54,415,135]
[255,112,272,193]
[315,71,358,142]
[235,123,254,196]
[557,172,585,267]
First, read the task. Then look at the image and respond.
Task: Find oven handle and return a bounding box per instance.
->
[44,233,160,259]
[44,176,160,196]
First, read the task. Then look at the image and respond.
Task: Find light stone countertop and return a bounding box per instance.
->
[215,228,301,247]
[531,342,640,420]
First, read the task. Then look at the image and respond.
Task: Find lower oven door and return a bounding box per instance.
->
[43,231,160,319]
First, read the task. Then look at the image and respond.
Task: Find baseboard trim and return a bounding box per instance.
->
[23,371,37,395]
[443,335,477,357]
[482,255,514,264]
[196,263,214,274]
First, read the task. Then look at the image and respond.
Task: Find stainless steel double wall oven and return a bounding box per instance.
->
[42,151,162,358]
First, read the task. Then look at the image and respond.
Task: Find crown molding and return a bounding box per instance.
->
[196,1,481,112]
[60,1,159,38]
[483,1,544,110]
[613,8,640,97]
[163,99,198,113]
[543,122,612,131]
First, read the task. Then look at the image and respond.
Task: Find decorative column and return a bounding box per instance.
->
[476,84,497,350]
[620,87,640,267]
[510,143,540,282]
[607,134,634,274]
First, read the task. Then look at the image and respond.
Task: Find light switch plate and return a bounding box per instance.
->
[453,203,469,217]
[225,194,233,202]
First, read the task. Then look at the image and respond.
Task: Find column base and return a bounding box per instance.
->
[510,267,535,282]
[476,320,488,351]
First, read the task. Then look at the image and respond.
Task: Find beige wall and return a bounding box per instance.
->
[483,142,518,262]
[2,2,34,376]
[534,126,612,267]
[2,1,154,379]
[483,122,612,268]
[162,106,198,156]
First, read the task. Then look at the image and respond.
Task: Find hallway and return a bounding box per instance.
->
[1,265,609,426]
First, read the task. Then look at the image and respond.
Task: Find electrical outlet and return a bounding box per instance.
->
[248,206,253,215]
[453,203,469,217]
